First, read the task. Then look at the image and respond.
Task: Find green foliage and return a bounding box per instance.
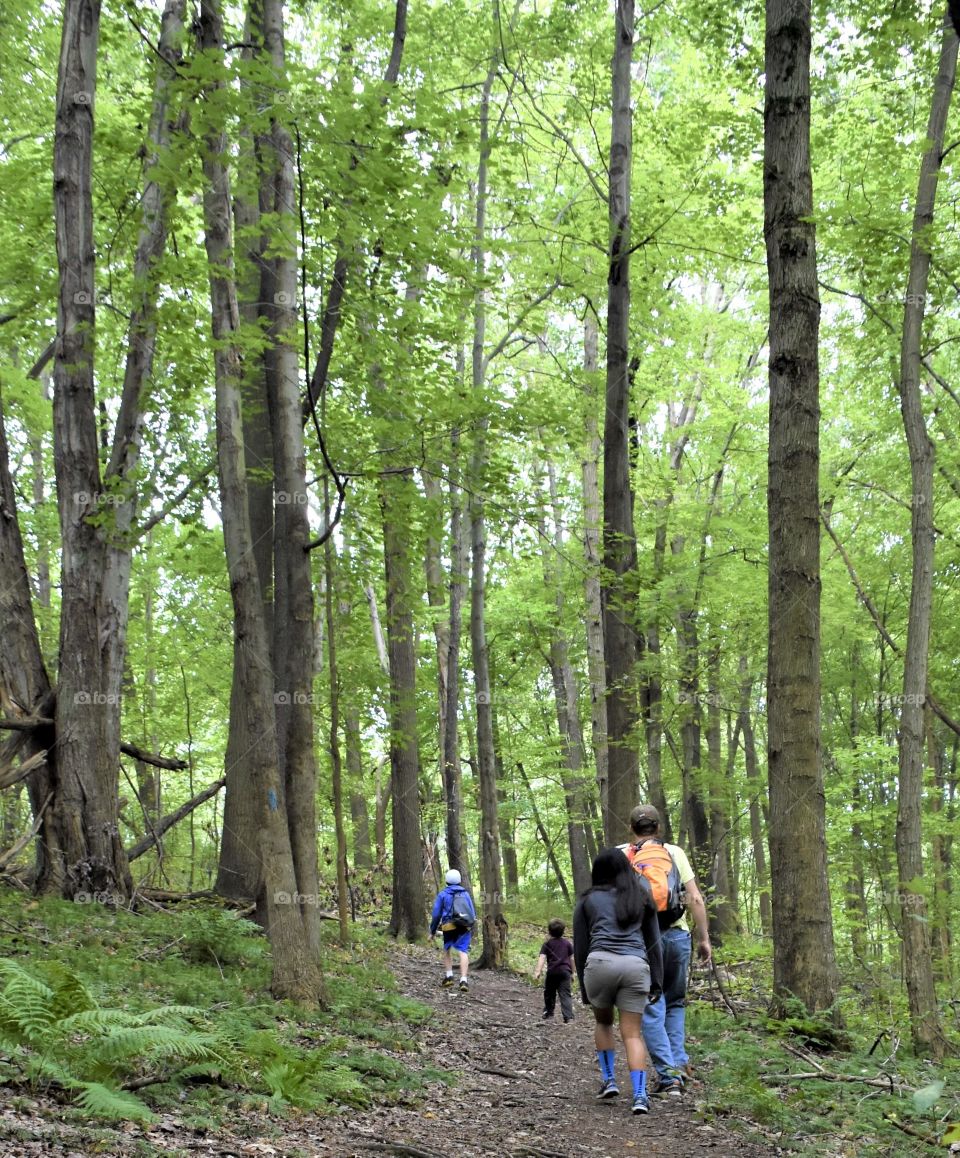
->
[175,908,265,967]
[0,958,220,1121]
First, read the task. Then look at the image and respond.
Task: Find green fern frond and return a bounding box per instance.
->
[73,1081,155,1122]
[98,1025,222,1064]
[48,968,96,1021]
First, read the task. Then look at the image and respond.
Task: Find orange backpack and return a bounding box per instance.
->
[621,838,685,929]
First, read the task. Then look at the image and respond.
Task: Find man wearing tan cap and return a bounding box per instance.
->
[627,804,711,1096]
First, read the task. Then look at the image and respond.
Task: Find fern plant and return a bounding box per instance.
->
[0,958,222,1121]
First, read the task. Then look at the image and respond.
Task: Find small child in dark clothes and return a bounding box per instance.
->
[533,918,575,1022]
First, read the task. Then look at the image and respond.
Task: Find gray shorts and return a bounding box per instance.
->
[584,950,651,1013]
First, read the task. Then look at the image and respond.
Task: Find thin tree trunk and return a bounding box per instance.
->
[538,451,591,896]
[764,0,838,1016]
[580,312,609,811]
[468,1,508,969]
[345,707,372,870]
[601,0,641,843]
[442,419,470,881]
[323,532,350,945]
[707,638,738,938]
[738,656,771,937]
[893,10,956,1060]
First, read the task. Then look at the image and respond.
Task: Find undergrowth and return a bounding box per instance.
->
[0,888,443,1129]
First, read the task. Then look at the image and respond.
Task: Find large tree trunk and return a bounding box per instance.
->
[50,0,132,901]
[894,11,956,1060]
[215,0,273,902]
[259,0,322,957]
[601,0,641,844]
[197,0,322,1003]
[764,0,838,1016]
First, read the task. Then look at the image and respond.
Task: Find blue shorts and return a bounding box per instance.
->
[443,929,472,954]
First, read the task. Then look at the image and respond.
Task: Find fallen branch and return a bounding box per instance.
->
[765,1070,898,1092]
[358,1144,448,1158]
[125,777,225,862]
[0,792,51,869]
[882,1111,939,1147]
[475,1065,530,1080]
[0,748,49,790]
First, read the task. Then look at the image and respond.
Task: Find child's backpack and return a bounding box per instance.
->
[621,839,685,929]
[444,889,475,932]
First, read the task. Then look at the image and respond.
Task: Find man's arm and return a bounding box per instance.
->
[683,878,712,964]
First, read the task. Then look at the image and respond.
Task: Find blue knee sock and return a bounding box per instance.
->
[596,1049,615,1081]
[630,1069,647,1098]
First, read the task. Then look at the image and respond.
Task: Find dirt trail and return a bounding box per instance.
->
[0,942,776,1157]
[306,943,774,1158]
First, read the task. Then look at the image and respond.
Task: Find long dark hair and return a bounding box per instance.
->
[587,847,647,928]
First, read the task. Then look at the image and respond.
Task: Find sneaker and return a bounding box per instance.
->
[441,975,454,988]
[655,1077,683,1098]
[597,1078,620,1099]
[631,1092,650,1114]
[563,1016,574,1023]
[458,978,469,991]
[542,1010,554,1019]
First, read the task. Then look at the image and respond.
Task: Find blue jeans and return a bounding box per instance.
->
[642,927,691,1080]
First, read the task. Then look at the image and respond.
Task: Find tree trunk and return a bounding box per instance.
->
[345,707,372,870]
[51,0,132,901]
[738,656,771,937]
[379,468,426,940]
[601,0,641,844]
[442,420,470,881]
[323,534,351,946]
[893,11,956,1060]
[197,0,322,1003]
[764,0,838,1017]
[580,312,609,811]
[539,451,592,896]
[707,639,738,938]
[215,0,272,902]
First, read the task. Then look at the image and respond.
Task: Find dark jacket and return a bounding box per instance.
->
[572,883,664,999]
[429,884,476,935]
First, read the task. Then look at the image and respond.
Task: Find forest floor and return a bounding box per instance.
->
[0,940,777,1158]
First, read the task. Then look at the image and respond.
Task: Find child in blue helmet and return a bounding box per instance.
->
[430,869,476,991]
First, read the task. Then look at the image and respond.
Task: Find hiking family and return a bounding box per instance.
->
[429,803,712,1116]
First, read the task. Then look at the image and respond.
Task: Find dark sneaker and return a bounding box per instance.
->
[563,1017,574,1023]
[631,1092,650,1114]
[542,1011,554,1020]
[656,1077,683,1097]
[597,1078,620,1099]
[441,975,454,988]
[458,978,469,991]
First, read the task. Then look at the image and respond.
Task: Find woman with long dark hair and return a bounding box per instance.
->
[573,847,663,1114]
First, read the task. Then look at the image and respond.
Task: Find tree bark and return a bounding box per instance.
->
[580,312,609,812]
[51,0,132,900]
[893,10,956,1060]
[601,0,642,844]
[197,0,323,1003]
[764,0,838,1016]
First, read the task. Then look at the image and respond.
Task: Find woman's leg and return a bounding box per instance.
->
[618,1010,651,1072]
[593,1006,616,1052]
